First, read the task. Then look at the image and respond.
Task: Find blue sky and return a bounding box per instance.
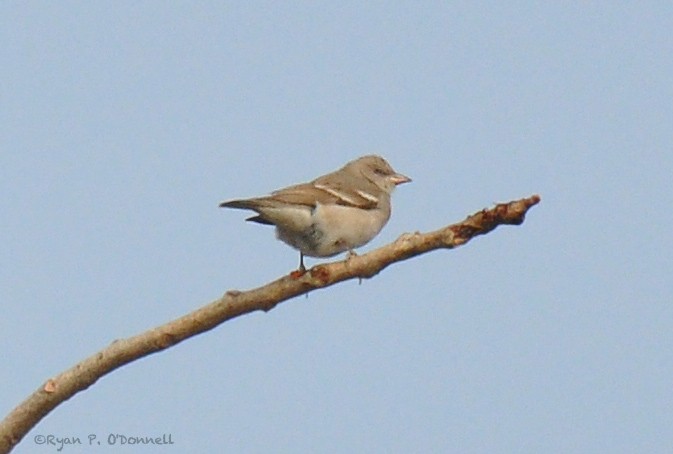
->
[2,2,672,453]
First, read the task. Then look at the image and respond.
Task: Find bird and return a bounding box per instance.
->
[219,155,411,271]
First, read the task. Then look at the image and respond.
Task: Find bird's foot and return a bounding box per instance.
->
[345,250,363,285]
[290,269,306,279]
[290,254,307,279]
[290,265,307,280]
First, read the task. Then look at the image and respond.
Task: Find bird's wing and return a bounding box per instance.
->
[272,180,378,209]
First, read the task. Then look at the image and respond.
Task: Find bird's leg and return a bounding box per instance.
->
[290,253,307,279]
[299,252,306,272]
[346,250,363,285]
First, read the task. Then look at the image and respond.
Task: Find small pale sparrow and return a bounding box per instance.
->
[220,155,411,270]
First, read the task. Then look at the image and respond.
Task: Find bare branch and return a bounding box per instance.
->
[0,194,540,453]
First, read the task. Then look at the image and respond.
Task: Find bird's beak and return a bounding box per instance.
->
[390,173,412,185]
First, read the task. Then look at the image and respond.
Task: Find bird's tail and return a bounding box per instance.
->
[219,198,275,225]
[219,199,257,209]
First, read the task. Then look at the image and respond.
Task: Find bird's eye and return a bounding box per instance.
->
[374,167,386,175]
